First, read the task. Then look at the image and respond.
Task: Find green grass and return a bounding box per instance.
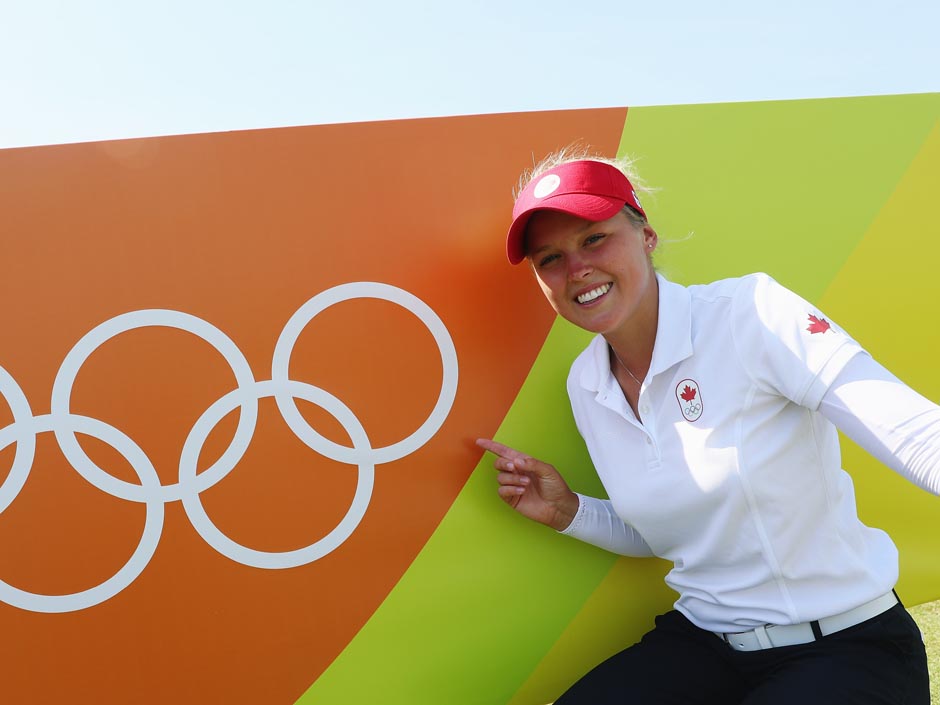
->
[909,599,939,704]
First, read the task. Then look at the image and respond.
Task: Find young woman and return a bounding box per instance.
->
[477,151,937,704]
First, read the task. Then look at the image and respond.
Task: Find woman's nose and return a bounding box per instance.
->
[567,255,592,280]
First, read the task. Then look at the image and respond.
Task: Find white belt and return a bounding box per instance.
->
[715,592,898,651]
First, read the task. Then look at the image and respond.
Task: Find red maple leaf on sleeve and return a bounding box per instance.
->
[806,314,831,334]
[680,385,697,402]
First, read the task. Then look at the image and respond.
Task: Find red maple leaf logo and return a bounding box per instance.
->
[680,385,697,402]
[806,314,831,334]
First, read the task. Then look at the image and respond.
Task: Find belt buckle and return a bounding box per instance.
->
[721,622,811,651]
[720,627,767,651]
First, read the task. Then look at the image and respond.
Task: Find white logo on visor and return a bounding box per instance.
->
[533,174,561,199]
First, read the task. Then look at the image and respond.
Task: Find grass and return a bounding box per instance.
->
[909,599,940,704]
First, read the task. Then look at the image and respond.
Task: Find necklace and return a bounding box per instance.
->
[609,345,643,386]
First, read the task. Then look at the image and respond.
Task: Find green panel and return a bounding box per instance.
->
[622,94,940,301]
[507,556,674,705]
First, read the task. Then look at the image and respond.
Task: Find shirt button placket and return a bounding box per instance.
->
[639,396,661,469]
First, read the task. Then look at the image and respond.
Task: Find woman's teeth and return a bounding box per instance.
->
[577,283,611,304]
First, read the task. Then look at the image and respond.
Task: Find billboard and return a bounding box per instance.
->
[1,93,937,704]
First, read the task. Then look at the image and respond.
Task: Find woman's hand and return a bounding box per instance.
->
[475,438,580,531]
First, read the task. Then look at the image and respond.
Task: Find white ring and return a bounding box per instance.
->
[50,310,258,503]
[180,379,374,569]
[271,282,458,465]
[0,413,164,613]
[0,282,458,612]
[0,366,37,514]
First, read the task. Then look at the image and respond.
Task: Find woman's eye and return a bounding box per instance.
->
[585,233,605,246]
[537,253,560,268]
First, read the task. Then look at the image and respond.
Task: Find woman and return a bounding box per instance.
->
[477,150,937,704]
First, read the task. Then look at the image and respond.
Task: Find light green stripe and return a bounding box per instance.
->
[295,316,616,705]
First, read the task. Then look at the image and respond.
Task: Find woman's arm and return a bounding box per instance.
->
[819,353,940,495]
[476,438,654,556]
[559,493,655,557]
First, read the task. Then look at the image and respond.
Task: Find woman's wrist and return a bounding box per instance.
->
[551,491,581,532]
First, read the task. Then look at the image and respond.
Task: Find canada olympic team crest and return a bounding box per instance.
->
[675,378,703,422]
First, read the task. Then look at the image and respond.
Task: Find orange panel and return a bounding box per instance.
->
[0,108,627,704]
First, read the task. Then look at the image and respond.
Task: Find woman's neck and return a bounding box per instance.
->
[604,273,659,379]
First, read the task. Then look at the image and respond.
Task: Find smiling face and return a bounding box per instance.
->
[525,208,659,339]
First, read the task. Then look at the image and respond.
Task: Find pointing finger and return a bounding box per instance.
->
[476,437,529,463]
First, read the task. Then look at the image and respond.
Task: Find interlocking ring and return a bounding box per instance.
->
[0,412,164,614]
[0,282,458,612]
[50,309,259,503]
[273,282,459,465]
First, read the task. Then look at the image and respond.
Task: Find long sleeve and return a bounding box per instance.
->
[558,493,655,557]
[819,352,940,495]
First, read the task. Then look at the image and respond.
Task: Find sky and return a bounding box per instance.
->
[1,0,937,149]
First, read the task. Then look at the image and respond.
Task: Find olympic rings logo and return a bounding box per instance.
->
[0,282,458,614]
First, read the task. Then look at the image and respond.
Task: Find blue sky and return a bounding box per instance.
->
[1,0,937,149]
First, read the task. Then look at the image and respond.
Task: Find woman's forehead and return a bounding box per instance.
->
[526,210,625,249]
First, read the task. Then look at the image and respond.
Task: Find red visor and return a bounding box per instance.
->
[505,159,646,264]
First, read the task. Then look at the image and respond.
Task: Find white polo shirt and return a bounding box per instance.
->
[563,273,899,633]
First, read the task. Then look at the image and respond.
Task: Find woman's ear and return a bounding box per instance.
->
[643,225,658,252]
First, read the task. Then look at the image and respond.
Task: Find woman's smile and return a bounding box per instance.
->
[576,282,612,305]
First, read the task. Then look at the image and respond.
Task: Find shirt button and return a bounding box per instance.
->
[641,405,650,414]
[646,437,652,445]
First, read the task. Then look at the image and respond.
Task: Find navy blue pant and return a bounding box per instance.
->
[555,603,929,704]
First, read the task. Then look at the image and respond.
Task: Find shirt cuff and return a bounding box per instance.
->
[558,493,587,536]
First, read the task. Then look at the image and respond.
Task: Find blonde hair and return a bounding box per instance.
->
[514,144,656,226]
